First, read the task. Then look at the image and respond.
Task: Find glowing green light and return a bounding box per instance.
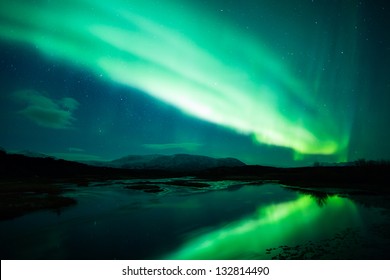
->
[0,0,350,155]
[165,196,360,259]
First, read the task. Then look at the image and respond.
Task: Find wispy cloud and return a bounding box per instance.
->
[13,89,79,129]
[143,142,202,152]
[68,147,85,153]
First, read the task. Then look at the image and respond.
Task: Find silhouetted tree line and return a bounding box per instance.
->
[353,158,390,167]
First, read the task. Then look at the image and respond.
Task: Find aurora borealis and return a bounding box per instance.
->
[0,0,389,165]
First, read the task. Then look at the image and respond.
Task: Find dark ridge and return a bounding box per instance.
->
[0,150,180,181]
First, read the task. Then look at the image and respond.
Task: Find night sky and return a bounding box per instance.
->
[0,0,389,166]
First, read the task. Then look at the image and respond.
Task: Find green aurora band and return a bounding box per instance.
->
[166,195,360,259]
[0,0,354,157]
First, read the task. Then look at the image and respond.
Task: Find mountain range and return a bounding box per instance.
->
[87,153,246,171]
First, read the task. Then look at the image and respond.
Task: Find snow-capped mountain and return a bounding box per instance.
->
[93,154,246,171]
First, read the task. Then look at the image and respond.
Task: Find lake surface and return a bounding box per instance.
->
[0,179,389,259]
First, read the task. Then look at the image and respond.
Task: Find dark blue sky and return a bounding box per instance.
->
[0,0,389,166]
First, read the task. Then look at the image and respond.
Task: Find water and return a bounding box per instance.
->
[0,180,388,259]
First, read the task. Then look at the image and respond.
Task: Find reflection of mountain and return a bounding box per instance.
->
[94,154,246,171]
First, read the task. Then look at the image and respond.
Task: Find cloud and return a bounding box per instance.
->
[13,89,79,129]
[61,98,80,111]
[68,147,85,153]
[143,142,202,152]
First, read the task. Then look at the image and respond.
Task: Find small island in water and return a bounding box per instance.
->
[1,149,390,260]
